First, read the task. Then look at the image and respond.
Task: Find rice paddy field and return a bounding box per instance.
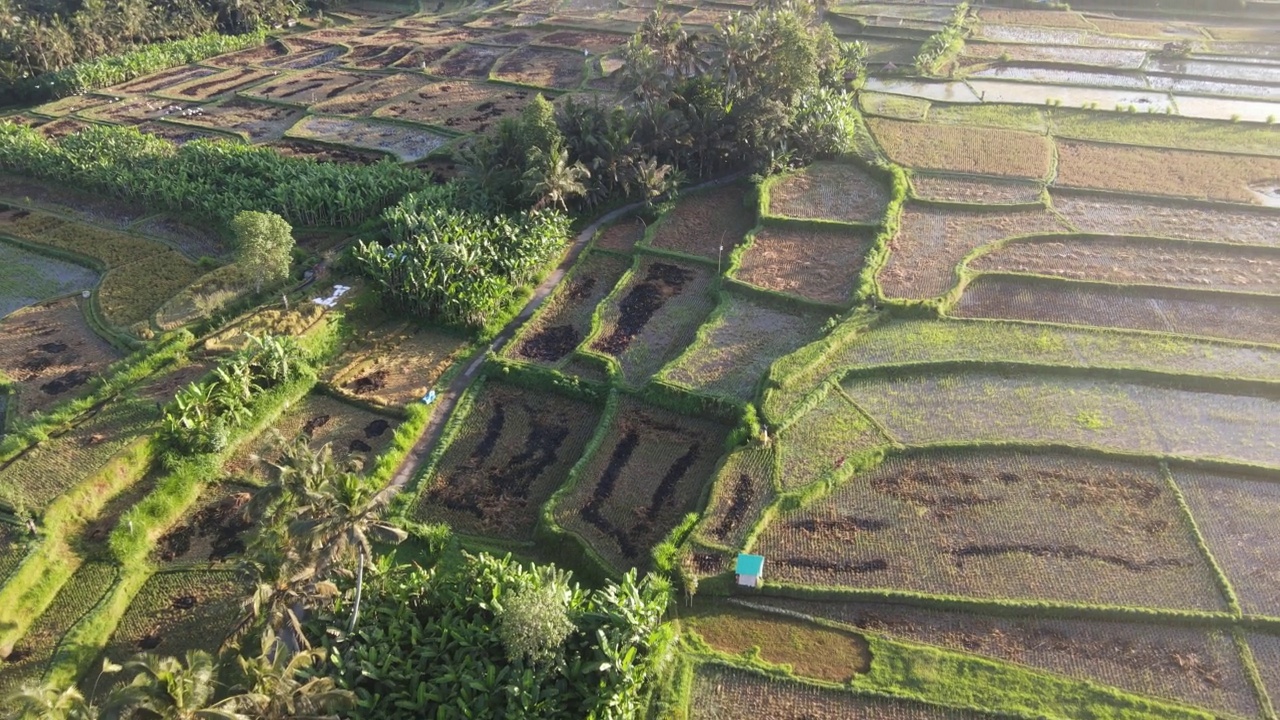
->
[1,0,1279,718]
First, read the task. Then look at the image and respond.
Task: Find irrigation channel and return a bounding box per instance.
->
[378,175,744,502]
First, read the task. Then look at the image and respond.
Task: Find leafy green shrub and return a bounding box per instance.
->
[314,552,671,720]
[159,334,309,455]
[353,185,571,328]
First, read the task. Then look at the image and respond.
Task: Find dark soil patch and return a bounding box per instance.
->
[429,400,573,526]
[782,557,889,574]
[40,368,92,395]
[39,342,67,353]
[268,139,387,165]
[593,263,692,355]
[349,438,373,452]
[954,544,1190,572]
[302,414,331,437]
[691,552,725,574]
[363,419,390,438]
[21,356,53,373]
[711,473,755,541]
[790,516,890,535]
[519,324,582,362]
[345,370,388,394]
[138,634,163,650]
[171,595,197,610]
[154,493,252,563]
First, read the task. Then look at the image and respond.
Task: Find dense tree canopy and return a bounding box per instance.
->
[311,553,671,720]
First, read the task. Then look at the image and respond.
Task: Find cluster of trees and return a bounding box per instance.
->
[458,0,867,213]
[6,642,352,720]
[315,553,672,720]
[0,124,429,228]
[160,334,308,455]
[352,183,571,328]
[0,0,311,88]
[5,432,670,720]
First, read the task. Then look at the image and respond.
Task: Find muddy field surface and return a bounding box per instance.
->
[971,236,1280,294]
[753,450,1229,610]
[557,398,729,571]
[953,275,1280,345]
[759,598,1260,718]
[648,185,756,260]
[736,223,876,305]
[417,383,602,540]
[0,298,120,417]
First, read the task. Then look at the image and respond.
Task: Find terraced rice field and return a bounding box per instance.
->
[646,184,757,260]
[868,118,1053,179]
[695,446,774,550]
[766,162,890,224]
[662,293,824,402]
[1174,471,1280,617]
[0,561,116,697]
[1050,191,1280,247]
[91,568,247,697]
[761,598,1261,718]
[0,242,99,319]
[910,173,1043,205]
[1053,141,1280,205]
[554,397,729,571]
[415,382,602,540]
[735,223,877,305]
[0,297,121,418]
[222,393,401,482]
[953,275,1280,346]
[968,236,1280,294]
[753,451,1228,610]
[842,370,1280,467]
[775,389,887,490]
[690,664,996,720]
[512,252,630,365]
[331,322,469,407]
[590,257,717,385]
[878,203,1068,299]
[0,398,156,511]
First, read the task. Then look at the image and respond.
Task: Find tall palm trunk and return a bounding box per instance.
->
[348,551,364,633]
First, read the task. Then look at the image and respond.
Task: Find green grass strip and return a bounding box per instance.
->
[0,437,155,657]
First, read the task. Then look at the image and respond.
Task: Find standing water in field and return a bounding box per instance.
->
[0,241,99,319]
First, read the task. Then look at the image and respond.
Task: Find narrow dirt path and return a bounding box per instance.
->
[379,200,646,498]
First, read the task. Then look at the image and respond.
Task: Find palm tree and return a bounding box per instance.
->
[287,471,406,633]
[4,681,98,720]
[229,630,352,720]
[523,145,590,212]
[230,524,334,653]
[104,651,245,720]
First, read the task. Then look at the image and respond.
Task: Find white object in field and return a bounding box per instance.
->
[422,389,438,405]
[312,284,352,308]
[81,290,91,298]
